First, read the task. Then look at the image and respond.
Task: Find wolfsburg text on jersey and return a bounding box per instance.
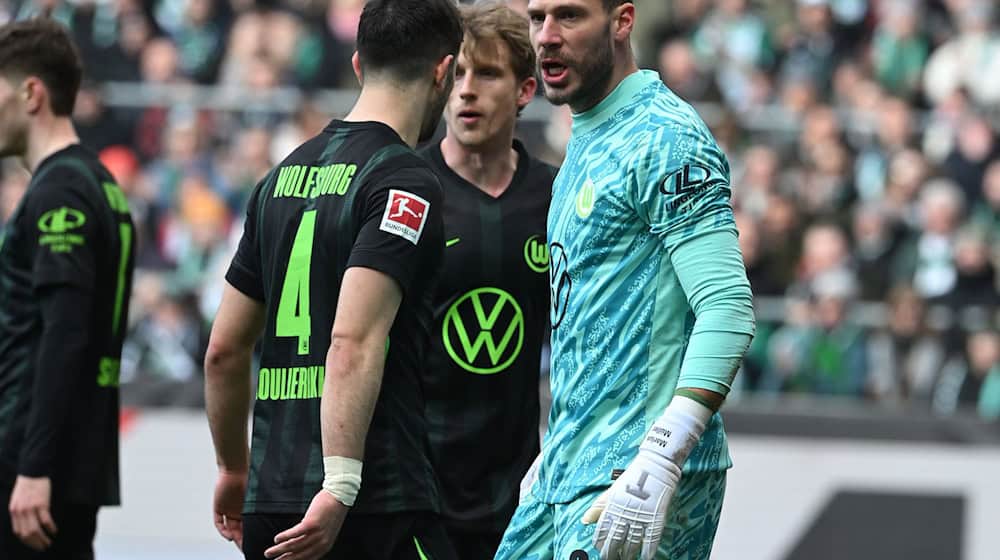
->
[272,163,357,199]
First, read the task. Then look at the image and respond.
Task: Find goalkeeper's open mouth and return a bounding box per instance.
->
[540,59,569,86]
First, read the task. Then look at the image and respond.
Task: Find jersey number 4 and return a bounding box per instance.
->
[276,209,316,355]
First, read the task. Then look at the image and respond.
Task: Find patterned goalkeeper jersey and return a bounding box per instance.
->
[539,70,753,503]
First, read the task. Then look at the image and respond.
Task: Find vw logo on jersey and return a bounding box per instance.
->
[442,287,525,375]
[575,179,596,219]
[523,235,549,273]
[549,243,571,329]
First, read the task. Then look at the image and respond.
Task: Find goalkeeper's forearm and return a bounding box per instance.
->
[671,227,756,398]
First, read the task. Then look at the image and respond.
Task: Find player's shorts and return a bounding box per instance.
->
[0,489,98,560]
[494,470,726,560]
[442,521,504,560]
[242,510,457,560]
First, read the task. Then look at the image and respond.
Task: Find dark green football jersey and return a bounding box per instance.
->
[227,120,445,515]
[419,139,555,530]
[0,144,134,506]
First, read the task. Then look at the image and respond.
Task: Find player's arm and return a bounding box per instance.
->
[263,273,400,560]
[205,285,266,474]
[637,128,756,408]
[264,270,401,560]
[586,129,755,560]
[204,283,265,548]
[205,181,268,549]
[10,181,101,551]
[668,223,755,406]
[320,267,400,460]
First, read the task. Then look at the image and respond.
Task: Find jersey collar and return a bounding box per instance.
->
[570,70,660,136]
[427,139,532,202]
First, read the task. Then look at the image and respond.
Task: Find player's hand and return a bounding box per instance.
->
[8,475,57,551]
[213,469,247,550]
[581,395,710,560]
[264,490,347,560]
[581,449,681,560]
[519,452,542,503]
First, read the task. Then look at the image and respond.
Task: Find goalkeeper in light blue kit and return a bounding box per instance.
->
[495,1,756,559]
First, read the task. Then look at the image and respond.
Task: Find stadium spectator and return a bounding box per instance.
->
[871,0,928,100]
[691,0,772,111]
[764,269,868,396]
[894,178,966,300]
[780,0,844,93]
[657,37,721,103]
[795,222,853,287]
[881,148,928,228]
[732,144,780,219]
[120,274,206,408]
[941,113,999,204]
[934,329,1000,419]
[923,0,1000,109]
[867,285,947,404]
[854,96,915,202]
[943,227,997,310]
[169,0,226,84]
[972,160,1000,245]
[852,203,905,301]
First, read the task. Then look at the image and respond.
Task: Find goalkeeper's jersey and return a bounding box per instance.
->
[539,70,739,504]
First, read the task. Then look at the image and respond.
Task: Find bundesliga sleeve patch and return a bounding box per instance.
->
[379,189,430,245]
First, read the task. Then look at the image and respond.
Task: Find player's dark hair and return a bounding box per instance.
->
[603,0,629,10]
[356,0,464,83]
[0,18,82,116]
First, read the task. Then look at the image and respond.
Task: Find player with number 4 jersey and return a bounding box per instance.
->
[204,1,464,559]
[226,121,445,518]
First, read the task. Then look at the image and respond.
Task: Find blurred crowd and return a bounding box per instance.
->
[0,0,996,419]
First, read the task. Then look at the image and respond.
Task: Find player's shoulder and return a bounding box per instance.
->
[32,145,107,189]
[369,149,438,184]
[26,145,111,210]
[643,81,707,127]
[644,86,720,150]
[629,86,727,173]
[359,147,443,210]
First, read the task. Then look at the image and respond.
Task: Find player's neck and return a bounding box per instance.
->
[440,133,518,199]
[23,116,79,174]
[571,54,640,114]
[346,83,429,148]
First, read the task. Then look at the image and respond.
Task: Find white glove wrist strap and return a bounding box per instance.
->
[322,456,363,507]
[640,395,713,467]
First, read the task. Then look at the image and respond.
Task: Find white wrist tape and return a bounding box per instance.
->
[640,396,713,467]
[322,456,363,507]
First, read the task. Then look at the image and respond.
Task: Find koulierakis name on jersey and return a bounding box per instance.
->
[272,163,357,199]
[257,366,325,400]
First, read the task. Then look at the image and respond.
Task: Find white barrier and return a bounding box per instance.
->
[94,409,1000,559]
